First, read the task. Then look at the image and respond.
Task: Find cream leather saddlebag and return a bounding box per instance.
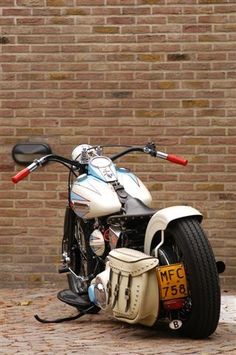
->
[107,248,159,326]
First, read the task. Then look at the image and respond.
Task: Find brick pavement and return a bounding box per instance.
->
[0,288,235,355]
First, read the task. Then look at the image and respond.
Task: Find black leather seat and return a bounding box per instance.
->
[107,195,155,225]
[124,195,155,216]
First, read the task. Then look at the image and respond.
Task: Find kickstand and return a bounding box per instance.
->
[34,304,96,324]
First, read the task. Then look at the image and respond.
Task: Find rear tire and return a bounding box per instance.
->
[163,217,220,339]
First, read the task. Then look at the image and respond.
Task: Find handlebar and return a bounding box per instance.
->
[12,166,33,184]
[166,154,188,166]
[11,154,80,184]
[12,144,188,184]
[111,144,188,166]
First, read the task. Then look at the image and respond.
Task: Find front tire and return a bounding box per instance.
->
[62,207,98,294]
[162,217,221,339]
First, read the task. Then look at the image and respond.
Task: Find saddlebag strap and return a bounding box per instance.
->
[111,271,121,309]
[107,268,113,304]
[125,273,132,312]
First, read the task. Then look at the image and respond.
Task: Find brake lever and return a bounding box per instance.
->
[144,143,188,166]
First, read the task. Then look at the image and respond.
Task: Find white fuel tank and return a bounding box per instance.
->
[71,175,121,219]
[117,168,152,207]
[71,167,152,219]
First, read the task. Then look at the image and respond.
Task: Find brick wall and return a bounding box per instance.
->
[0,0,235,289]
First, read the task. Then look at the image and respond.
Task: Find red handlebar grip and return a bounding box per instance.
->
[12,168,30,184]
[167,154,188,166]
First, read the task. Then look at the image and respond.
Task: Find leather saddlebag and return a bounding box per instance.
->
[107,248,159,326]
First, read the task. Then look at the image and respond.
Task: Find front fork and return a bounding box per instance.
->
[59,251,91,293]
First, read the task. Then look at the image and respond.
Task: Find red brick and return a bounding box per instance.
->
[0,18,15,25]
[0,0,14,5]
[17,17,45,25]
[3,8,31,16]
[18,0,44,4]
[47,0,67,5]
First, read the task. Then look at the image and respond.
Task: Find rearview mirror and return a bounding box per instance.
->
[12,143,52,165]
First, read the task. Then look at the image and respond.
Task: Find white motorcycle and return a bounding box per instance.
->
[12,142,224,338]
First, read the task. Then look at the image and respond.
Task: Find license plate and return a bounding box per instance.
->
[156,263,188,301]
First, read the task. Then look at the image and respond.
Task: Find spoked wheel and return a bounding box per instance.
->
[158,217,221,339]
[62,207,100,294]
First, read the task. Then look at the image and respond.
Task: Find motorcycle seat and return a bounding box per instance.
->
[108,196,155,224]
[125,196,155,216]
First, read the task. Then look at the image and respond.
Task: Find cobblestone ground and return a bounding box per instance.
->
[0,288,235,355]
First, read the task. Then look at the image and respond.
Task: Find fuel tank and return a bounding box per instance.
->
[117,168,152,207]
[71,166,152,219]
[71,174,121,219]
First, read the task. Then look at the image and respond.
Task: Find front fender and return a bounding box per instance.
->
[144,206,202,255]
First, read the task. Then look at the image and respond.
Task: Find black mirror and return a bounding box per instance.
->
[12,143,52,165]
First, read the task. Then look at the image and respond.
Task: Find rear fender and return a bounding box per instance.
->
[144,206,202,255]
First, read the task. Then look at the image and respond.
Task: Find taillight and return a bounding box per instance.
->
[163,298,186,311]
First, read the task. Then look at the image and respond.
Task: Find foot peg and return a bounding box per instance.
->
[58,266,70,274]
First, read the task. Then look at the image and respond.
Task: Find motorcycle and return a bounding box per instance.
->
[12,142,224,339]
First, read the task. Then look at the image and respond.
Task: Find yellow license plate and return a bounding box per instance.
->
[156,263,188,301]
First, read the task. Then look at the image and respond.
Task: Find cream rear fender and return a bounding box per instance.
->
[144,206,203,255]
